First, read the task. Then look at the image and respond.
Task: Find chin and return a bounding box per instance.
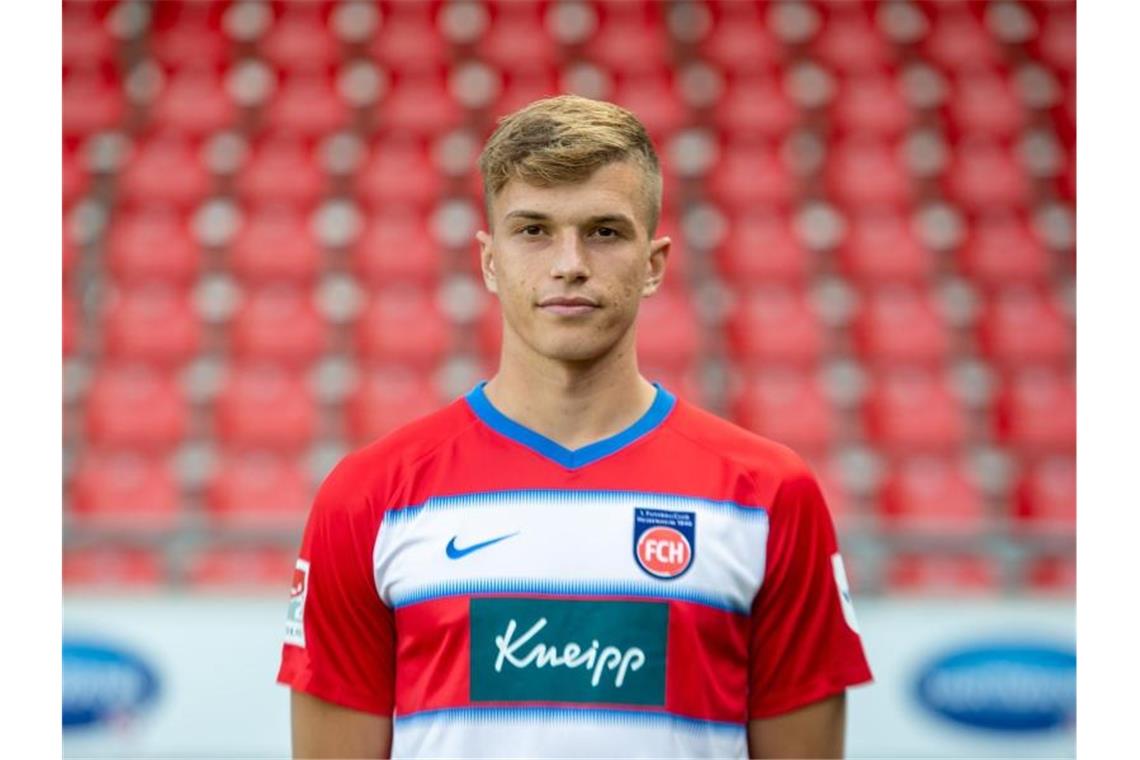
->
[531,333,621,364]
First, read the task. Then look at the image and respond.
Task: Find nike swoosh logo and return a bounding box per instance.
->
[446,532,520,560]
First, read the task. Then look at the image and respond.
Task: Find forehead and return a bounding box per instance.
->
[491,162,650,230]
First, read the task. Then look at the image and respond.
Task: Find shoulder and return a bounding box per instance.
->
[664,397,815,486]
[317,397,478,508]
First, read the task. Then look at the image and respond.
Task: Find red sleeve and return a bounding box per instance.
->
[276,453,396,715]
[748,462,873,718]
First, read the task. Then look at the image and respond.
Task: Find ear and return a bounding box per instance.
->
[642,235,670,297]
[476,230,497,294]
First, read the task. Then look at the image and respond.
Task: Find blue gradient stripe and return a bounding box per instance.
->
[382,489,769,526]
[394,705,746,734]
[390,578,748,615]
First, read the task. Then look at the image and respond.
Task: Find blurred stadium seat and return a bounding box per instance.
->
[101,284,202,367]
[878,455,986,533]
[85,364,189,451]
[214,363,318,451]
[205,450,314,527]
[69,450,182,529]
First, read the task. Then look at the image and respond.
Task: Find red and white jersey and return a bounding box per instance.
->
[277,383,873,758]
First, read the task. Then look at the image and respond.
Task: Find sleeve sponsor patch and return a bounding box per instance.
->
[831,552,861,635]
[284,559,310,647]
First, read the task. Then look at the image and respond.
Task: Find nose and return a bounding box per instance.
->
[549,231,589,282]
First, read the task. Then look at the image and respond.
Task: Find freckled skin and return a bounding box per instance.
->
[476,161,670,371]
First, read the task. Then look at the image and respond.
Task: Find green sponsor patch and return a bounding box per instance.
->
[470,597,669,706]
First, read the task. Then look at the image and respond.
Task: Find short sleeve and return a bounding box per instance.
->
[276,454,396,715]
[748,464,873,718]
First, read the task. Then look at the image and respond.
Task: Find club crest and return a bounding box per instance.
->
[633,508,695,580]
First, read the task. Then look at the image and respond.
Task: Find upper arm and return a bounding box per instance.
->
[747,462,872,722]
[747,692,846,759]
[291,690,392,759]
[276,454,397,738]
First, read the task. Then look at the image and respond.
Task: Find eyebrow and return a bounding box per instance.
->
[503,210,637,228]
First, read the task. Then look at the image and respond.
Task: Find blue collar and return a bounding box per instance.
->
[464,381,676,470]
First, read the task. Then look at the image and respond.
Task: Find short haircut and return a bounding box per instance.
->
[478,94,663,235]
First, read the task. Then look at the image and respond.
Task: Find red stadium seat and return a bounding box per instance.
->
[205,450,313,527]
[106,206,201,285]
[611,71,688,141]
[369,5,450,71]
[640,363,705,408]
[863,367,966,452]
[583,3,669,75]
[63,64,124,137]
[64,295,78,357]
[346,366,446,444]
[812,5,895,73]
[946,70,1027,139]
[235,133,326,205]
[149,0,232,67]
[70,450,181,528]
[215,363,319,451]
[63,219,80,281]
[355,137,444,209]
[102,285,202,367]
[852,285,950,365]
[994,367,1075,452]
[976,286,1072,365]
[477,3,560,70]
[261,68,351,136]
[1024,556,1075,595]
[259,2,341,71]
[85,364,189,451]
[229,285,328,365]
[494,69,561,119]
[731,368,836,456]
[714,211,810,282]
[698,4,782,74]
[725,285,827,366]
[837,208,935,282]
[826,136,913,209]
[958,212,1051,284]
[921,4,1003,72]
[636,287,701,369]
[1014,455,1075,533]
[1034,5,1076,74]
[352,205,444,284]
[186,546,297,589]
[711,73,799,138]
[880,455,985,533]
[381,68,464,136]
[355,288,452,367]
[830,73,913,138]
[886,554,1001,595]
[707,141,796,210]
[64,547,165,589]
[63,138,87,207]
[148,64,237,135]
[119,132,212,208]
[230,204,322,283]
[62,1,114,67]
[944,138,1032,211]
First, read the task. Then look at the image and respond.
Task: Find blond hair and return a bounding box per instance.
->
[478,95,663,234]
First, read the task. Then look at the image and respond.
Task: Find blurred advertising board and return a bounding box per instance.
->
[63,595,1073,758]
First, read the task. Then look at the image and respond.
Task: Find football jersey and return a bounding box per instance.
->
[277,382,873,758]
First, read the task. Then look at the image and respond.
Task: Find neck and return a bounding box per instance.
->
[483,331,658,451]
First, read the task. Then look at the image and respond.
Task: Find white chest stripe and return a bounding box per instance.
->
[372,489,770,614]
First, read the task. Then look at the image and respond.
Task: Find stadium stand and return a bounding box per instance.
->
[63,0,1075,597]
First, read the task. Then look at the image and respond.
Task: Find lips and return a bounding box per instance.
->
[538,296,600,316]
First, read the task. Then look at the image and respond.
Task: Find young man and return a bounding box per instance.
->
[278,95,873,759]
